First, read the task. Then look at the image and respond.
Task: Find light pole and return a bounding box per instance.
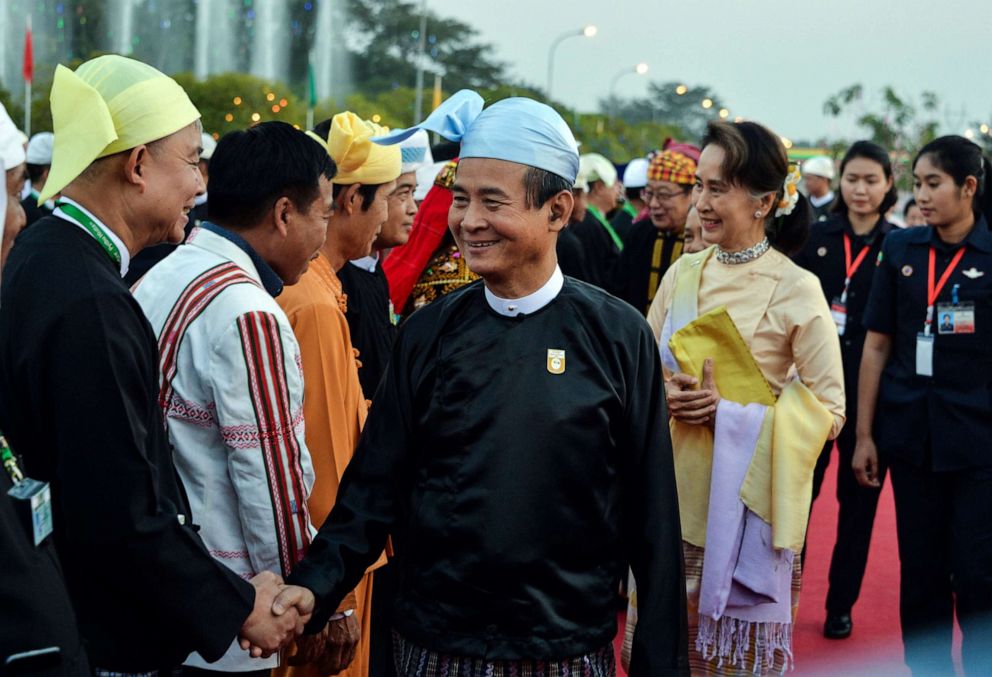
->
[546,25,597,100]
[609,62,649,124]
[413,0,429,124]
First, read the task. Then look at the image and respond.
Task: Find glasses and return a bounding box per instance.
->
[641,188,686,204]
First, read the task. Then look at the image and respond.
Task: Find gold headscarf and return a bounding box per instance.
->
[326,112,401,186]
[42,55,200,202]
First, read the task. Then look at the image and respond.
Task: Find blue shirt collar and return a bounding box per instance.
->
[200,221,285,297]
[914,217,992,254]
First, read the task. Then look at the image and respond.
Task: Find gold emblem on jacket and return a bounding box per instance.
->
[547,349,566,375]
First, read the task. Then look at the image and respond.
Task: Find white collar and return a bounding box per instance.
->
[484,266,564,317]
[809,190,835,208]
[349,254,379,273]
[194,192,208,207]
[54,196,131,278]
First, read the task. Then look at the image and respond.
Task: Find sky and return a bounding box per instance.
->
[428,0,991,144]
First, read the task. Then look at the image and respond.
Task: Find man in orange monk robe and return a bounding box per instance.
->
[275,112,400,677]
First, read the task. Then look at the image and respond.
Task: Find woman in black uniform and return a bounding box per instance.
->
[795,140,896,640]
[855,135,992,675]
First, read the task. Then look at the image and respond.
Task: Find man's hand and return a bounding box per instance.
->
[315,613,360,675]
[852,436,881,488]
[272,584,316,628]
[237,572,304,658]
[287,623,329,667]
[666,358,720,425]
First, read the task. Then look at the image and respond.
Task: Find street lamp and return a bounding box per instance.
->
[675,84,688,96]
[701,98,714,110]
[609,63,649,123]
[546,25,597,100]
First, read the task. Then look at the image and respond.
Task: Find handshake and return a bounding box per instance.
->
[237,571,315,658]
[237,571,361,672]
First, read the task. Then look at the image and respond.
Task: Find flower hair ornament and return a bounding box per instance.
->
[776,164,801,217]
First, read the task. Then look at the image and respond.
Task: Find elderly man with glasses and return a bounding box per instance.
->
[611,143,700,316]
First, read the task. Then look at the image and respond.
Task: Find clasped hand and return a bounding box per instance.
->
[238,571,316,658]
[666,358,720,426]
[288,612,361,673]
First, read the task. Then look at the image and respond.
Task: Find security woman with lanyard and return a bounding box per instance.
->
[793,141,896,641]
[854,135,992,675]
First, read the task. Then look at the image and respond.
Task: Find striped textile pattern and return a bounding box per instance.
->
[237,310,311,575]
[392,632,615,677]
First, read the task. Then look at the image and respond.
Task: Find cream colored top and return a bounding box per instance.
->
[647,246,846,438]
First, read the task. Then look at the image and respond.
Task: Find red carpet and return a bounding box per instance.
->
[792,451,908,675]
[613,447,964,675]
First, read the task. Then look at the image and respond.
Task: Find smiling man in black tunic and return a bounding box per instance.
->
[278,90,688,677]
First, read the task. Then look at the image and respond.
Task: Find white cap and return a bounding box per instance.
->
[803,156,835,180]
[0,105,26,170]
[26,132,54,165]
[579,153,617,188]
[622,157,649,189]
[414,160,446,201]
[573,176,589,193]
[200,132,217,161]
[399,129,434,174]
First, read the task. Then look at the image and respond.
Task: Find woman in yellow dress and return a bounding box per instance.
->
[625,120,845,675]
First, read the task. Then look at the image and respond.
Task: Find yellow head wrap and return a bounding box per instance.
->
[42,55,200,203]
[326,112,401,186]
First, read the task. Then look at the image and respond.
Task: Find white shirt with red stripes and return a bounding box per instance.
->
[133,226,316,672]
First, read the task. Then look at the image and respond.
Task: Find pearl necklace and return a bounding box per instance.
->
[715,238,771,265]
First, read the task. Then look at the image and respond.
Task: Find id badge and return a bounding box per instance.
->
[936,301,975,335]
[830,298,847,335]
[7,478,54,546]
[916,333,934,377]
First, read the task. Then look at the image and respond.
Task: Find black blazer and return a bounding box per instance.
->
[0,217,255,671]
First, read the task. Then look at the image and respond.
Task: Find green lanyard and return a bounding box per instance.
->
[586,205,625,252]
[56,201,122,266]
[622,201,638,218]
[1,433,24,484]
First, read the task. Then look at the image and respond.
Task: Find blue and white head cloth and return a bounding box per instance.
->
[398,129,434,174]
[374,89,580,185]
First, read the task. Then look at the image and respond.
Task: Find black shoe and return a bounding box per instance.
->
[823,613,852,639]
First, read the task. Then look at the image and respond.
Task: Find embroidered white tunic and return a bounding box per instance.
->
[133,227,316,671]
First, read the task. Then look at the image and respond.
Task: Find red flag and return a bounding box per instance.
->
[23,17,33,84]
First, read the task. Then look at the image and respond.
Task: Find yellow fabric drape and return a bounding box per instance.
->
[668,269,834,553]
[43,55,200,202]
[742,380,834,551]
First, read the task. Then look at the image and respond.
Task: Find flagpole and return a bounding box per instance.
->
[306,48,316,131]
[23,15,32,136]
[23,80,30,137]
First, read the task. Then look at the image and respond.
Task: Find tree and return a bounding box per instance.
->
[172,73,307,136]
[823,84,940,188]
[604,80,728,142]
[344,0,507,94]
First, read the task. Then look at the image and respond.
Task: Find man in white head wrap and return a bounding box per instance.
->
[22,132,55,226]
[0,55,312,674]
[0,104,26,268]
[612,156,650,240]
[567,152,625,289]
[279,90,688,677]
[803,155,836,222]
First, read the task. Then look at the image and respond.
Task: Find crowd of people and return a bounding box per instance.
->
[0,52,990,677]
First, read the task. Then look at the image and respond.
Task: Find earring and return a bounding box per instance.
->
[753,210,763,219]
